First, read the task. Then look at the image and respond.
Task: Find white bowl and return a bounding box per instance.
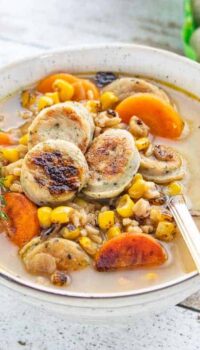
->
[0,44,200,323]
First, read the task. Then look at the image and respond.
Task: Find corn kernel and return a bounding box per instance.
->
[150,208,161,222]
[107,226,121,240]
[160,211,173,222]
[61,225,80,240]
[21,90,30,108]
[167,182,182,196]
[98,210,115,230]
[37,207,52,228]
[21,91,36,108]
[155,221,175,242]
[3,175,15,188]
[150,208,173,222]
[38,96,53,111]
[86,100,100,114]
[53,79,74,102]
[134,173,143,182]
[79,236,98,256]
[116,194,134,218]
[45,92,60,104]
[19,134,29,145]
[145,272,158,281]
[135,137,150,151]
[51,206,73,224]
[1,148,20,163]
[128,179,147,199]
[100,92,119,110]
[29,94,36,106]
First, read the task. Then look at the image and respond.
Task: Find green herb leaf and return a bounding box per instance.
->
[0,195,6,206]
[0,177,5,190]
[0,211,8,220]
[0,184,7,220]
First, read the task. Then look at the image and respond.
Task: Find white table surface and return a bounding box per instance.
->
[0,0,200,349]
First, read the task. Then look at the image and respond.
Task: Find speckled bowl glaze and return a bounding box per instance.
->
[0,44,200,323]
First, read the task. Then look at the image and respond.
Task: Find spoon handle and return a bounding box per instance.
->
[167,195,200,273]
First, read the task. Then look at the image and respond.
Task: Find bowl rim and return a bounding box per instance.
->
[0,43,199,300]
[0,268,197,299]
[1,42,200,76]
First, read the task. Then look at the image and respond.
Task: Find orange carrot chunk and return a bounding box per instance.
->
[37,73,79,93]
[37,73,100,101]
[116,93,184,139]
[73,79,100,101]
[0,132,15,145]
[3,192,40,247]
[95,232,167,271]
[72,81,87,101]
[81,79,100,100]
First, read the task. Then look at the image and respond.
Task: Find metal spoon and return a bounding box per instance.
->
[167,195,200,273]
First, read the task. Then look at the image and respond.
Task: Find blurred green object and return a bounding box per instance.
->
[182,0,197,60]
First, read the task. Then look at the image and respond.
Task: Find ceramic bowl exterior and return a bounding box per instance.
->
[0,44,199,322]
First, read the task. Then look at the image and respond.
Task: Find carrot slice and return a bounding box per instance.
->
[95,232,167,271]
[73,79,100,101]
[116,93,184,139]
[37,73,100,101]
[37,73,79,93]
[0,132,15,146]
[72,81,87,101]
[2,192,40,247]
[81,79,100,100]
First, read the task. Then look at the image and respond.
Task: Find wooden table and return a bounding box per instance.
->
[0,0,200,349]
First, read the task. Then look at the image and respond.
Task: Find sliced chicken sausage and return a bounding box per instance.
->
[83,129,140,199]
[21,139,89,205]
[28,102,94,153]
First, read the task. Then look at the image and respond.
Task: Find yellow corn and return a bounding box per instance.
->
[86,100,100,114]
[155,221,175,242]
[150,208,161,222]
[3,174,15,188]
[116,194,134,218]
[150,208,173,222]
[21,90,30,108]
[21,91,36,108]
[98,210,115,230]
[167,182,182,196]
[107,226,121,240]
[38,95,53,111]
[128,179,147,199]
[145,272,158,281]
[19,134,29,145]
[37,207,52,228]
[134,173,143,182]
[29,94,36,106]
[1,148,20,163]
[79,236,98,256]
[161,211,173,222]
[100,92,119,110]
[53,79,74,101]
[61,226,80,240]
[45,92,60,104]
[135,137,150,151]
[51,206,73,224]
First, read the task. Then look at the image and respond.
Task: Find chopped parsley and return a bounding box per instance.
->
[0,176,7,220]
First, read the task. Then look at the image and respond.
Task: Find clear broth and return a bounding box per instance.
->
[0,79,199,294]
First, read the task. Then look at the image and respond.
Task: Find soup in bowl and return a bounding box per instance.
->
[0,45,199,321]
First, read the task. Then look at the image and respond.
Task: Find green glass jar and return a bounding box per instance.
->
[182,0,198,60]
